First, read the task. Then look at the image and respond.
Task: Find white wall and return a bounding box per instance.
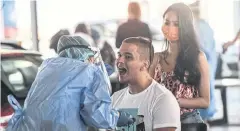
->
[233,0,240,34]
[37,0,130,38]
[12,0,239,54]
[208,0,235,42]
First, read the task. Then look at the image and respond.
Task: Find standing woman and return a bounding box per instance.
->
[150,3,210,123]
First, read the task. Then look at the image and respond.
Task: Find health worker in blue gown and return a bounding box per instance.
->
[6,35,135,131]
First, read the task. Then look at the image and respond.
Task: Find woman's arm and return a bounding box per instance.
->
[178,52,210,108]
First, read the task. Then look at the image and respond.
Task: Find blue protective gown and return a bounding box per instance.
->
[6,57,119,131]
[196,19,218,120]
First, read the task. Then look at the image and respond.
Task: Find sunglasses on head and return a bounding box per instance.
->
[136,37,153,65]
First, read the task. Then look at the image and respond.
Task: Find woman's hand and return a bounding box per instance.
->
[222,41,234,54]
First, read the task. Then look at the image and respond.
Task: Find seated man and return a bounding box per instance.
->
[112,37,181,131]
[6,35,134,131]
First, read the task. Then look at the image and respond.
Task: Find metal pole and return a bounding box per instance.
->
[30,1,39,51]
[233,1,240,33]
[0,1,4,39]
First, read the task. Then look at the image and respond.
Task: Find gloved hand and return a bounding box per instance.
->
[117,110,136,127]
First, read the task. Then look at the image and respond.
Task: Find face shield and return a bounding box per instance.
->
[88,46,112,94]
[57,35,112,94]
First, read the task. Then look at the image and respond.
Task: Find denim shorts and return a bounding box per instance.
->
[181,110,204,123]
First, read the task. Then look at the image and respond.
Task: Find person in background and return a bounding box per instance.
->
[115,2,152,48]
[90,27,116,76]
[150,3,210,123]
[75,23,95,47]
[49,29,70,53]
[91,27,101,45]
[6,35,135,131]
[189,1,217,124]
[223,29,240,54]
[100,41,116,76]
[75,24,115,76]
[223,29,240,79]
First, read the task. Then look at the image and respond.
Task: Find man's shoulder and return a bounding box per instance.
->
[141,22,149,27]
[151,80,180,106]
[118,21,128,28]
[150,80,176,100]
[119,20,147,27]
[151,82,181,131]
[111,81,174,99]
[111,87,128,106]
[151,81,179,111]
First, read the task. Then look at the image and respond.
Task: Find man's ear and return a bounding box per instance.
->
[88,57,95,63]
[140,60,150,71]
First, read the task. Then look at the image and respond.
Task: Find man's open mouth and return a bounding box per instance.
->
[118,67,127,75]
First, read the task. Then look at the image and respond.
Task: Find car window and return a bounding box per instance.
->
[1,56,41,98]
[1,42,24,50]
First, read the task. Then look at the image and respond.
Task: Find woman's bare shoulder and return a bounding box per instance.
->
[154,52,166,62]
[154,52,165,57]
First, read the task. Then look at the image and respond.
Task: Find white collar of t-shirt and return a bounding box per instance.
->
[125,80,154,97]
[117,80,155,109]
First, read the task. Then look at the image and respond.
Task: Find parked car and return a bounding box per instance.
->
[1,48,43,129]
[1,49,43,102]
[1,40,26,50]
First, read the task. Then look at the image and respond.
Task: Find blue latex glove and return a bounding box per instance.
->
[117,110,136,127]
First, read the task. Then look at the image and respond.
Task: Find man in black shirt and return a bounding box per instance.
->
[115,2,152,48]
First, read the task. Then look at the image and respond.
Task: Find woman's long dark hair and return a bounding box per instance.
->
[163,3,201,87]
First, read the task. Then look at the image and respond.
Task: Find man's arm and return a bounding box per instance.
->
[153,91,180,131]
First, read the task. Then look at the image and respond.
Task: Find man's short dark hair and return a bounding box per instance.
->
[122,37,154,65]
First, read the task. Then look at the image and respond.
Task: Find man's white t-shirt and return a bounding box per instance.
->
[112,80,181,131]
